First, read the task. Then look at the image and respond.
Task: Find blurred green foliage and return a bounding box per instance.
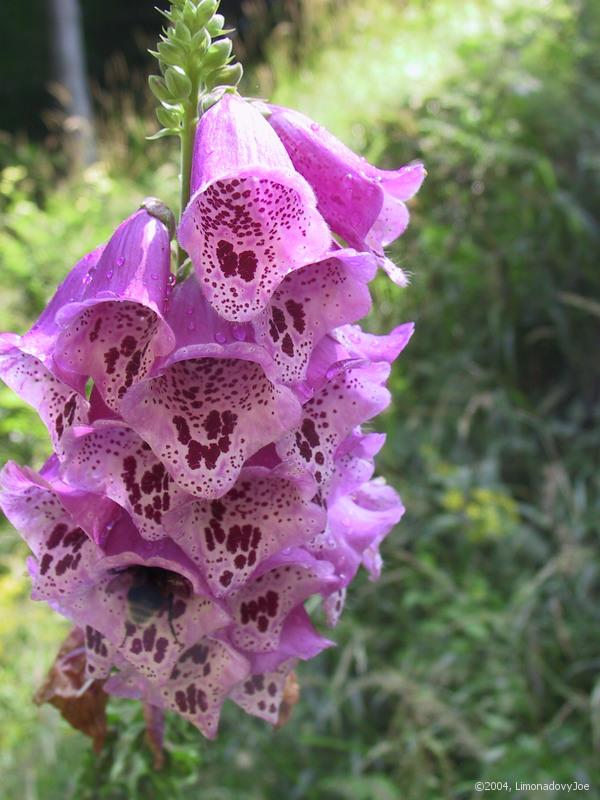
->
[1,0,599,798]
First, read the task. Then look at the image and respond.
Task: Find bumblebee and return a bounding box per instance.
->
[114,566,190,646]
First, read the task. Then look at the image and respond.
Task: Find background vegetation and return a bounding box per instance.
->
[1,0,599,798]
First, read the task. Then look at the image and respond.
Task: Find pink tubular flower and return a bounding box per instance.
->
[268,105,426,285]
[54,207,175,413]
[178,94,331,321]
[0,91,423,739]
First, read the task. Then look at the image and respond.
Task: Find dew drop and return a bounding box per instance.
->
[116,256,125,267]
[215,331,226,344]
[106,269,113,279]
[232,324,246,341]
[310,122,320,132]
[167,274,176,286]
[187,321,196,332]
[151,273,159,280]
[186,306,194,316]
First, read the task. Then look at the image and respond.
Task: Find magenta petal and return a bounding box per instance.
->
[252,249,374,384]
[84,626,119,679]
[0,334,89,456]
[229,657,297,724]
[22,247,104,362]
[61,422,192,542]
[276,356,391,492]
[247,605,334,673]
[345,479,405,580]
[54,209,175,413]
[0,461,98,600]
[165,275,252,354]
[35,455,119,546]
[329,429,383,502]
[0,249,102,451]
[228,557,336,653]
[333,321,414,364]
[268,106,425,255]
[164,466,326,598]
[372,161,426,200]
[120,353,301,499]
[379,255,410,288]
[308,522,361,588]
[178,95,330,321]
[321,477,404,586]
[113,637,250,739]
[322,588,347,627]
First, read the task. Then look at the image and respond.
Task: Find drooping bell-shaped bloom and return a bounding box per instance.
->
[229,657,298,725]
[251,248,375,384]
[178,94,331,321]
[308,428,405,624]
[54,207,175,414]
[274,335,395,493]
[268,105,425,284]
[60,421,192,542]
[0,207,175,455]
[119,276,302,498]
[0,249,100,454]
[163,465,327,597]
[105,637,250,739]
[0,462,230,681]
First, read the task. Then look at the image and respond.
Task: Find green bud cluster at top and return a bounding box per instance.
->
[148,0,243,228]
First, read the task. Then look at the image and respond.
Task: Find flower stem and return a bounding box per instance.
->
[178,79,200,267]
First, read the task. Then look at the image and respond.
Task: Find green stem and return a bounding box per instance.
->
[177,80,200,267]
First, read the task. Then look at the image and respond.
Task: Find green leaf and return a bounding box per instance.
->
[156,106,181,128]
[202,38,232,70]
[205,62,243,90]
[206,13,225,36]
[146,127,179,141]
[174,20,191,44]
[164,66,192,99]
[195,0,219,29]
[148,75,170,103]
[157,40,183,66]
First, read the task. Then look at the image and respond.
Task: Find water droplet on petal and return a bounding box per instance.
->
[310,122,320,132]
[186,306,194,316]
[187,321,196,332]
[232,324,246,341]
[215,331,227,344]
[116,256,125,267]
[151,273,159,280]
[106,269,113,279]
[167,274,176,286]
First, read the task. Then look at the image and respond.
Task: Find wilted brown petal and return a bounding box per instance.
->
[275,671,300,729]
[34,626,108,753]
